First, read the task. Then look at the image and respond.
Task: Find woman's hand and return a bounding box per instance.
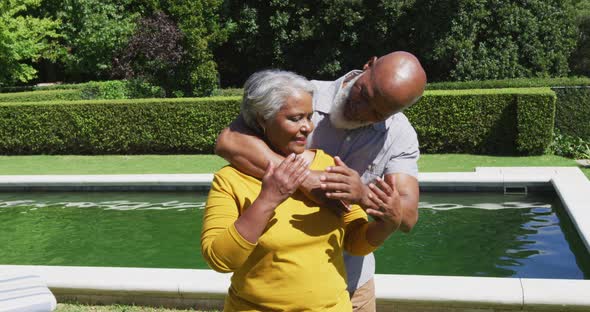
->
[258,153,310,207]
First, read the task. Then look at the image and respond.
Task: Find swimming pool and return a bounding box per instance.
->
[1,167,590,311]
[1,191,588,279]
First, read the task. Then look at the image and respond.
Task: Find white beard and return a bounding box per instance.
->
[329,74,372,129]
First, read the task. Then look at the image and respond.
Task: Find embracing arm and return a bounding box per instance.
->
[343,175,412,255]
[215,115,347,212]
[385,173,418,232]
[215,114,283,178]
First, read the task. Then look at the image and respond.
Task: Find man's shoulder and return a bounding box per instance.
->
[388,113,414,131]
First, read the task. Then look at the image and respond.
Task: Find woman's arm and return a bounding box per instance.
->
[201,154,310,272]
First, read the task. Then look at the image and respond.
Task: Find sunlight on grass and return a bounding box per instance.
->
[0,153,587,179]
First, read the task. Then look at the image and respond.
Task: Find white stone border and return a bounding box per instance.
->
[1,167,589,311]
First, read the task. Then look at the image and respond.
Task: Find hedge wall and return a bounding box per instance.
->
[426,78,590,141]
[0,89,83,103]
[426,77,590,90]
[0,97,240,154]
[0,89,556,155]
[553,87,590,141]
[405,88,556,155]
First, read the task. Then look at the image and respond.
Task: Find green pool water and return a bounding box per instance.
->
[0,191,588,279]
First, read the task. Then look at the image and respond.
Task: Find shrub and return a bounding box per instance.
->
[0,89,82,103]
[0,89,556,156]
[80,81,129,100]
[426,78,590,142]
[405,88,556,155]
[551,129,590,159]
[427,77,590,90]
[80,80,165,100]
[0,97,240,154]
[553,86,590,141]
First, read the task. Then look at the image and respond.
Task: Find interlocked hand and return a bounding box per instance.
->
[259,153,310,207]
[321,156,367,205]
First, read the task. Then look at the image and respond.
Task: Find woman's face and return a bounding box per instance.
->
[260,91,314,156]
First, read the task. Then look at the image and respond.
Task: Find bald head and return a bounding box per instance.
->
[372,51,427,111]
[341,51,426,125]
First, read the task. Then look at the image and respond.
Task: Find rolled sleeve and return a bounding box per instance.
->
[384,119,420,178]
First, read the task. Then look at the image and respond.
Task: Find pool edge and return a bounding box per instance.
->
[1,167,589,311]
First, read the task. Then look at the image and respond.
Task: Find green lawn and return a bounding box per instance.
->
[0,153,587,179]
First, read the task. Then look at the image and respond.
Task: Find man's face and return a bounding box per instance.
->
[343,71,400,124]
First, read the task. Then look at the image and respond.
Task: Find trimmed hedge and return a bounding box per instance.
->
[553,87,590,141]
[427,77,590,90]
[427,78,590,142]
[0,89,83,103]
[405,88,556,155]
[0,89,556,155]
[0,97,240,154]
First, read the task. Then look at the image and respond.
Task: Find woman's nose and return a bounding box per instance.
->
[301,120,312,132]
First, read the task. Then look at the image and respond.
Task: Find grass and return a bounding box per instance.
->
[0,155,228,175]
[0,153,587,179]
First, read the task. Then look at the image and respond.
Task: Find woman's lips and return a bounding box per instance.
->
[294,137,307,144]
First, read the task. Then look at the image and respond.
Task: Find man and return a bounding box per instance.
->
[215,51,427,311]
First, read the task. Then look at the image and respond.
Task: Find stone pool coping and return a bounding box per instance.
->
[1,167,589,311]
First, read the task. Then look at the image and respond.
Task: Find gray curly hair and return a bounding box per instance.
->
[241,69,315,133]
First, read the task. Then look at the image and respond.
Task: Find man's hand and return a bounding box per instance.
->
[365,176,403,231]
[300,170,350,215]
[320,156,369,206]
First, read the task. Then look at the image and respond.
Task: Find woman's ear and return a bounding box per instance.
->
[256,115,266,134]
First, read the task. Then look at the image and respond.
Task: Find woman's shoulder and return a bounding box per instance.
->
[309,149,336,171]
[214,165,261,185]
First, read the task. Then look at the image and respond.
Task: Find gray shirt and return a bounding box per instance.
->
[308,71,420,292]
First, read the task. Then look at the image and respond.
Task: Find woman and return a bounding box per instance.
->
[201,70,399,311]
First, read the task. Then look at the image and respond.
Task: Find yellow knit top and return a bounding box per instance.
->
[201,150,377,312]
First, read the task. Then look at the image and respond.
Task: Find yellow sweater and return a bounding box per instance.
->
[201,150,377,312]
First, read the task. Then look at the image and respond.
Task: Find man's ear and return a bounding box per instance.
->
[363,56,378,70]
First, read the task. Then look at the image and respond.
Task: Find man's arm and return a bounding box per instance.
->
[384,173,418,232]
[215,114,283,178]
[215,115,348,212]
[321,160,419,232]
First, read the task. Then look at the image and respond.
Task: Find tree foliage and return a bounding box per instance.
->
[161,0,231,96]
[42,0,138,80]
[112,11,185,96]
[0,0,61,85]
[429,0,577,81]
[570,0,590,76]
[216,0,579,86]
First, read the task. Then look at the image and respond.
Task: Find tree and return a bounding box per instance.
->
[0,0,61,85]
[570,0,590,76]
[216,0,367,86]
[216,0,579,86]
[111,12,184,96]
[60,0,137,81]
[428,0,577,81]
[157,0,231,96]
